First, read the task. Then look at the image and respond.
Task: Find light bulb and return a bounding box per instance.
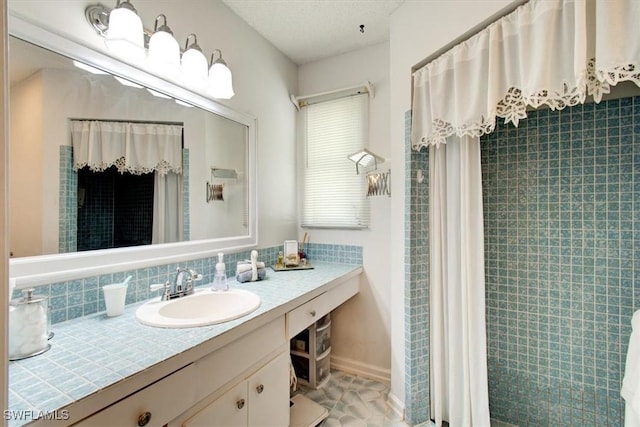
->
[207,50,235,99]
[182,49,208,87]
[104,1,145,63]
[147,15,181,78]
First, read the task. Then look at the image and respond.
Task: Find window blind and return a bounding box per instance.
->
[302,93,369,229]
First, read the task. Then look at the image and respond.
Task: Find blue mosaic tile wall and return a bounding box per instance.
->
[12,243,361,325]
[481,96,639,426]
[404,110,431,425]
[59,146,77,253]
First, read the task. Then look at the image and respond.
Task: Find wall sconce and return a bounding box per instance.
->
[208,49,235,100]
[206,168,238,203]
[85,2,235,99]
[348,148,385,175]
[366,171,391,197]
[147,14,180,78]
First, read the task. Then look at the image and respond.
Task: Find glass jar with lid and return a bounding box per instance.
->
[9,289,51,360]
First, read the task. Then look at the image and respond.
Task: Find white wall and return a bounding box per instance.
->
[297,42,392,382]
[388,0,519,410]
[7,0,299,251]
[9,72,42,257]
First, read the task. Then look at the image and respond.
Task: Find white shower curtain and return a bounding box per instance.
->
[410,1,640,425]
[429,135,489,427]
[152,172,183,244]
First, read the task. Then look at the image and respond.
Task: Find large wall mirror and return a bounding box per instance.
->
[8,15,257,287]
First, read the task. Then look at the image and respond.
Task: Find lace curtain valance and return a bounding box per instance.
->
[70,120,183,175]
[411,0,640,149]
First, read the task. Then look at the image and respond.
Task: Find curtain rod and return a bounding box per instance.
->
[69,118,184,126]
[290,81,374,111]
[411,0,529,73]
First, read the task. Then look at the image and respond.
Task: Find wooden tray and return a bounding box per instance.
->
[271,264,315,272]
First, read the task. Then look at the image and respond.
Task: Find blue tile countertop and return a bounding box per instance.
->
[8,262,362,427]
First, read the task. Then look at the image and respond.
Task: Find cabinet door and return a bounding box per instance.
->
[248,352,290,427]
[182,381,248,427]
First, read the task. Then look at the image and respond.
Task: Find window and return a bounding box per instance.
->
[302,93,369,228]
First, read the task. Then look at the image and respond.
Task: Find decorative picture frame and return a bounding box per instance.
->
[284,240,299,267]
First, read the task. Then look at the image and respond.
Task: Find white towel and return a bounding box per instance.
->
[622,310,640,427]
[236,261,265,274]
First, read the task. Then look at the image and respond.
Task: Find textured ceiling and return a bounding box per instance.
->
[221,0,405,65]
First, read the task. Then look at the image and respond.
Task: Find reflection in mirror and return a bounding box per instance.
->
[9,36,249,258]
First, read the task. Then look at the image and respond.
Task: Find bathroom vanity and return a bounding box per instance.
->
[8,263,361,427]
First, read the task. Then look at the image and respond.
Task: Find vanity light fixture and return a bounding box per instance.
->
[147,14,181,78]
[181,34,209,89]
[208,49,235,99]
[103,0,145,63]
[85,3,236,99]
[348,148,385,175]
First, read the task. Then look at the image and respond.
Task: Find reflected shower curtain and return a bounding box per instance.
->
[152,172,183,244]
[429,135,489,427]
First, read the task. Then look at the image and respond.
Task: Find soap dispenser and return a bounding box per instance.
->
[212,252,229,291]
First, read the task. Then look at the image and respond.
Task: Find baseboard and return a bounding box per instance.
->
[329,355,391,386]
[386,391,406,421]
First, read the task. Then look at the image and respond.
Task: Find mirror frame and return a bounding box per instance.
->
[8,14,258,287]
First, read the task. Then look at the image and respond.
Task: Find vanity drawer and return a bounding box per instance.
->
[287,276,359,339]
[193,316,285,401]
[73,364,196,427]
[287,293,330,339]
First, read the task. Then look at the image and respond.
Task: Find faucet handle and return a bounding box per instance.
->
[191,271,203,281]
[149,283,165,292]
[150,282,172,300]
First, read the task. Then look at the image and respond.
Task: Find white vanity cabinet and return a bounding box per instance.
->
[73,317,287,427]
[181,351,289,427]
[38,268,362,427]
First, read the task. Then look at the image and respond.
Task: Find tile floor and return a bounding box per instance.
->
[297,371,518,427]
[298,370,407,427]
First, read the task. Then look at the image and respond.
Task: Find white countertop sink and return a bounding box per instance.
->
[135,288,261,328]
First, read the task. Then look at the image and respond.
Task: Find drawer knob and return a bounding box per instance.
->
[256,384,264,394]
[310,310,316,317]
[237,398,246,409]
[137,411,152,427]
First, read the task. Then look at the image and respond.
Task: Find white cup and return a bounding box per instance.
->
[102,283,128,317]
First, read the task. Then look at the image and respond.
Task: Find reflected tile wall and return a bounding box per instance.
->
[59,146,77,253]
[481,96,639,426]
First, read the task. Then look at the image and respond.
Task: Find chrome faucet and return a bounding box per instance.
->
[153,267,202,301]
